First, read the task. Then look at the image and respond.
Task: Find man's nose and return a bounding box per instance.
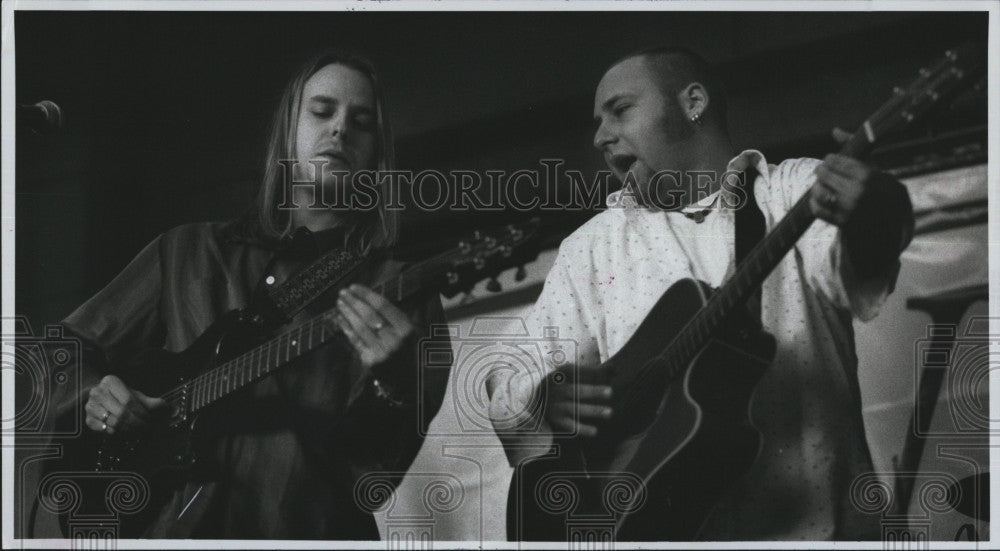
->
[593,122,614,150]
[328,112,349,139]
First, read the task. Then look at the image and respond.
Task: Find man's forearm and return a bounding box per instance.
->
[487,369,553,466]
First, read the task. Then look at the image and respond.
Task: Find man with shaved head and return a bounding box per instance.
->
[489,47,913,540]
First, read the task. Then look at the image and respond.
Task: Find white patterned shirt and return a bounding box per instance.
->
[489,150,900,540]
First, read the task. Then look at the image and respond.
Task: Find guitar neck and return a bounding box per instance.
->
[656,110,891,379]
[661,190,816,374]
[622,41,986,406]
[187,313,340,413]
[164,258,442,414]
[156,217,539,414]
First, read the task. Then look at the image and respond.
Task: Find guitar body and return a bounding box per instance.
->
[506,43,984,541]
[59,309,270,537]
[508,278,775,541]
[41,220,544,538]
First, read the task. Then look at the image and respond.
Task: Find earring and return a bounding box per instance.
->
[690,112,702,125]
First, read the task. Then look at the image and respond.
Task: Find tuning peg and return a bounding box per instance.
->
[486,278,502,293]
[515,265,527,281]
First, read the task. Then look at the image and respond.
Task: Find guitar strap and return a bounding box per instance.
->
[734,168,765,319]
[261,246,368,322]
[254,243,376,478]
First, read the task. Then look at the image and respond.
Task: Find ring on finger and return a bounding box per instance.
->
[101,411,110,422]
[101,422,108,432]
[370,320,386,333]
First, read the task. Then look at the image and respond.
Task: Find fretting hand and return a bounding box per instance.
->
[334,284,417,379]
[810,127,913,279]
[810,152,881,227]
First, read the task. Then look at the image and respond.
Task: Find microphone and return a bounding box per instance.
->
[17,100,63,134]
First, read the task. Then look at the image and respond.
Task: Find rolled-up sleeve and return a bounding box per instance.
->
[768,158,900,322]
[487,243,603,465]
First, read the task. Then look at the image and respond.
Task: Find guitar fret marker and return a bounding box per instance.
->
[862,121,876,143]
[138,220,539,432]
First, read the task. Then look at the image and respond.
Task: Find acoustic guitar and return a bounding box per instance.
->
[507,43,983,541]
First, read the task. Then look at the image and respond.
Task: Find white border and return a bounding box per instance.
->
[4,0,1000,12]
[2,1,997,549]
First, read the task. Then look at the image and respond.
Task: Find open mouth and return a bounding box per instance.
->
[608,153,637,175]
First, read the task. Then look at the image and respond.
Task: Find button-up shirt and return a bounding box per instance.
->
[490,150,900,540]
[52,220,450,539]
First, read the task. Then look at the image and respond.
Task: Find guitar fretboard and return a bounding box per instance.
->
[629,42,986,394]
[659,192,817,381]
[629,130,874,397]
[154,218,540,415]
[160,260,435,413]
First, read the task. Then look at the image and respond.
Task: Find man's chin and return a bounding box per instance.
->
[623,182,687,211]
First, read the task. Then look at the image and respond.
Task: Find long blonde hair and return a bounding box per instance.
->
[248,51,398,253]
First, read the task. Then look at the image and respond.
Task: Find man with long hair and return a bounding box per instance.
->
[49,51,449,539]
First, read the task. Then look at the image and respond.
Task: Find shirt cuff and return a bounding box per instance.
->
[830,229,899,322]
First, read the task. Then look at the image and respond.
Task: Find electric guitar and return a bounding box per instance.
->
[52,219,541,536]
[507,43,984,541]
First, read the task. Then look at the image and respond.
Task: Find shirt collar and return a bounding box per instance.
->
[606,149,770,219]
[727,149,769,178]
[681,190,721,213]
[689,149,769,216]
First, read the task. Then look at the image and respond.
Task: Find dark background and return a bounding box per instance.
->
[14,10,987,328]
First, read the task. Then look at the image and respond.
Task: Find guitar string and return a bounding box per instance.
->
[618,191,814,408]
[156,245,460,410]
[155,53,957,411]
[613,47,972,425]
[161,225,535,409]
[177,270,391,407]
[161,310,336,409]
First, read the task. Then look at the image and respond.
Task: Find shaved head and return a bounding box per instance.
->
[612,47,727,129]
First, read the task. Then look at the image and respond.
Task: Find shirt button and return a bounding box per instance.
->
[265,275,276,285]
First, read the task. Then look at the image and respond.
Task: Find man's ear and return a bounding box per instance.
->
[677,82,710,121]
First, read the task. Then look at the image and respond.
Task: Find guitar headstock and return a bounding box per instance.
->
[435,217,543,298]
[847,42,984,156]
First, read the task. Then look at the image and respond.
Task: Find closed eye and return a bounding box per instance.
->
[613,103,632,117]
